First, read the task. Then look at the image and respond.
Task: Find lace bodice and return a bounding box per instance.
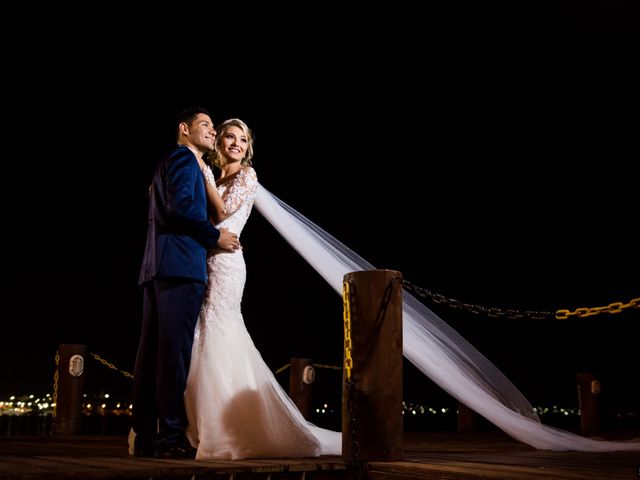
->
[203,165,258,237]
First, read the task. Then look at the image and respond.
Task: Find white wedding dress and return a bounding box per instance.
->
[184,167,341,460]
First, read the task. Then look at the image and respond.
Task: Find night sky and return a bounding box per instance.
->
[3,4,638,413]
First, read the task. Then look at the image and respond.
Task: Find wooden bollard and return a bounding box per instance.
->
[577,372,600,434]
[53,344,87,435]
[289,357,314,419]
[342,270,403,463]
[457,401,480,432]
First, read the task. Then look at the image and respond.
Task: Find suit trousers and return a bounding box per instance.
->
[131,277,206,444]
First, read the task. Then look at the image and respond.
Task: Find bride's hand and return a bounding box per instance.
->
[201,164,217,188]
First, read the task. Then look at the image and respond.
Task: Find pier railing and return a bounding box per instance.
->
[47,271,638,459]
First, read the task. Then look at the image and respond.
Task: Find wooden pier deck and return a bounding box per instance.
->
[0,430,638,480]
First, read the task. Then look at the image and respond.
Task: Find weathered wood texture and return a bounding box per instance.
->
[1,431,638,480]
[53,344,87,435]
[342,270,404,463]
[289,357,314,419]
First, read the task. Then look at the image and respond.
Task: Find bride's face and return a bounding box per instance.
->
[220,126,248,164]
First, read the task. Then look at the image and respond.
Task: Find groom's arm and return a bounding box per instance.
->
[164,148,220,249]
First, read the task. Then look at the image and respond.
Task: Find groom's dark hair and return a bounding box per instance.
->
[176,106,212,131]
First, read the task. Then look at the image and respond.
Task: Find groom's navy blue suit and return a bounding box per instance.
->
[132,145,220,453]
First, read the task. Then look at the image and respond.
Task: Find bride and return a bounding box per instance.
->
[184,118,341,460]
[185,117,639,458]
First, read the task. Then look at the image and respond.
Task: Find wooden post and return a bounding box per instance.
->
[457,401,480,432]
[342,269,403,463]
[53,344,87,435]
[577,372,600,434]
[289,357,314,419]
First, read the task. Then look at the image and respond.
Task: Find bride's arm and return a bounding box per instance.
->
[221,167,258,217]
[201,165,228,224]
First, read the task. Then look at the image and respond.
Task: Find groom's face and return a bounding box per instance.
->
[188,114,217,152]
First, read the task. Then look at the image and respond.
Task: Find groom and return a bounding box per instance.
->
[131,106,239,458]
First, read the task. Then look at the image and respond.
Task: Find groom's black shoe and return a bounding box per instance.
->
[154,433,196,459]
[132,435,156,458]
[155,442,197,459]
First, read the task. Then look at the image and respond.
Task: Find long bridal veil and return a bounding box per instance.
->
[254,183,639,452]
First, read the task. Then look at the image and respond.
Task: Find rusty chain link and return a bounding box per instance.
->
[402,279,553,320]
[313,363,342,370]
[52,350,60,421]
[402,279,638,321]
[89,352,134,379]
[274,362,341,375]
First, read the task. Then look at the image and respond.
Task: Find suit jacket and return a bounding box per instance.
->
[138,145,220,285]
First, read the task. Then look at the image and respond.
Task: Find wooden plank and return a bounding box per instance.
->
[0,432,638,480]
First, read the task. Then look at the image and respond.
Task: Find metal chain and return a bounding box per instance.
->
[274,362,340,375]
[89,352,134,379]
[52,350,60,421]
[346,378,362,480]
[555,297,639,319]
[343,279,362,480]
[274,363,291,374]
[402,279,639,321]
[343,280,354,381]
[313,363,341,370]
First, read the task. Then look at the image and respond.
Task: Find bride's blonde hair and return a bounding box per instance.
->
[209,118,255,168]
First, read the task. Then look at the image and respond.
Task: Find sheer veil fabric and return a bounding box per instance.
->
[254,183,640,452]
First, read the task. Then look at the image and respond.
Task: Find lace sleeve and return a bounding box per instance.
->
[223,167,258,214]
[202,165,217,189]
